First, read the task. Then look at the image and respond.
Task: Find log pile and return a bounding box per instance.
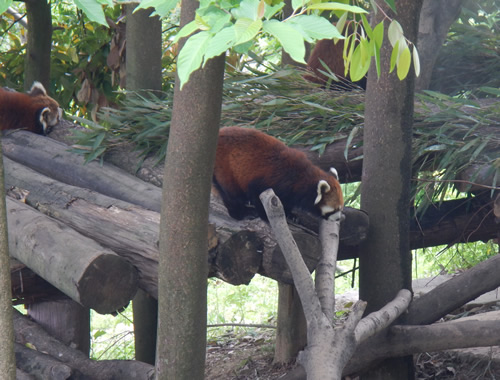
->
[5,125,498,378]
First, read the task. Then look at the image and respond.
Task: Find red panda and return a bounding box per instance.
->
[0,82,62,135]
[305,27,367,90]
[213,127,344,221]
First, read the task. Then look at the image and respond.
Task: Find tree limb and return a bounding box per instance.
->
[315,213,342,320]
[260,189,321,323]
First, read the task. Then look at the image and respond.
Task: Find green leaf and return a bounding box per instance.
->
[232,0,260,20]
[387,19,403,47]
[173,20,199,43]
[74,0,108,26]
[264,2,284,19]
[307,3,368,13]
[291,0,304,11]
[383,0,397,13]
[197,5,232,33]
[350,40,370,82]
[389,39,399,73]
[397,44,411,80]
[204,26,235,62]
[286,15,343,42]
[263,20,306,64]
[373,36,381,78]
[360,14,372,38]
[234,18,262,45]
[134,0,178,18]
[373,21,384,48]
[0,0,13,15]
[177,31,211,89]
[412,44,420,77]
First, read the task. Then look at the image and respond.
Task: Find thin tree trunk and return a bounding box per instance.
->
[125,3,163,364]
[0,143,15,379]
[154,1,226,376]
[359,2,423,379]
[24,0,52,90]
[27,300,90,356]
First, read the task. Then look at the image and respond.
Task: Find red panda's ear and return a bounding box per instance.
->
[329,167,339,180]
[315,180,331,205]
[29,81,48,97]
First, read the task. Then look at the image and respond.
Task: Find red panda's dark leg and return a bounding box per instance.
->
[213,181,252,220]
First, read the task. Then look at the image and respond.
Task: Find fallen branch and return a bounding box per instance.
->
[260,189,410,380]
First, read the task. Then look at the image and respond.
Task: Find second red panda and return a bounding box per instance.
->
[0,82,62,135]
[214,127,343,221]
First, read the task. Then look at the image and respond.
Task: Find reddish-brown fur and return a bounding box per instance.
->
[214,127,343,220]
[0,82,61,135]
[305,26,367,90]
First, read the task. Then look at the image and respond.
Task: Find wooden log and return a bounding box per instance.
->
[2,130,162,212]
[7,197,138,314]
[14,342,75,380]
[13,309,155,380]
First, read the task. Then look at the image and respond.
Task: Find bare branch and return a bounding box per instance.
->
[260,189,321,322]
[315,213,342,320]
[354,289,412,343]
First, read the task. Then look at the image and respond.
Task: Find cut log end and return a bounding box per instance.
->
[78,254,139,314]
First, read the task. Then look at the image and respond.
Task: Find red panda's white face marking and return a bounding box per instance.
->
[40,106,62,134]
[329,167,339,180]
[315,167,344,218]
[315,180,331,205]
[30,82,62,134]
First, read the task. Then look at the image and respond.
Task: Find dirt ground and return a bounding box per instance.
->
[205,329,500,380]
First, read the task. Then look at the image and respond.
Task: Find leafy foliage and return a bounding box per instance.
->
[0,2,177,118]
[429,3,500,96]
[72,63,499,215]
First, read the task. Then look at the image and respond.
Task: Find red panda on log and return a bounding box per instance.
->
[214,127,344,221]
[0,82,62,135]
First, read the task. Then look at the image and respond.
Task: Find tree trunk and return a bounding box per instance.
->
[27,299,90,356]
[133,289,158,365]
[274,283,307,364]
[125,4,162,93]
[0,143,15,379]
[415,0,464,91]
[24,0,52,90]
[359,2,423,379]
[154,0,226,375]
[125,3,163,364]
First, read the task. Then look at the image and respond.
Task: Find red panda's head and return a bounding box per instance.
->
[28,82,62,135]
[314,167,344,219]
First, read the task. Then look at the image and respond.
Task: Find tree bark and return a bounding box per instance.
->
[27,299,90,356]
[359,2,423,379]
[125,4,162,93]
[154,0,226,375]
[274,284,307,364]
[13,309,154,380]
[14,342,75,380]
[0,144,15,379]
[415,0,465,92]
[2,131,162,212]
[261,189,411,379]
[7,197,138,314]
[282,261,500,379]
[24,0,52,90]
[124,4,163,363]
